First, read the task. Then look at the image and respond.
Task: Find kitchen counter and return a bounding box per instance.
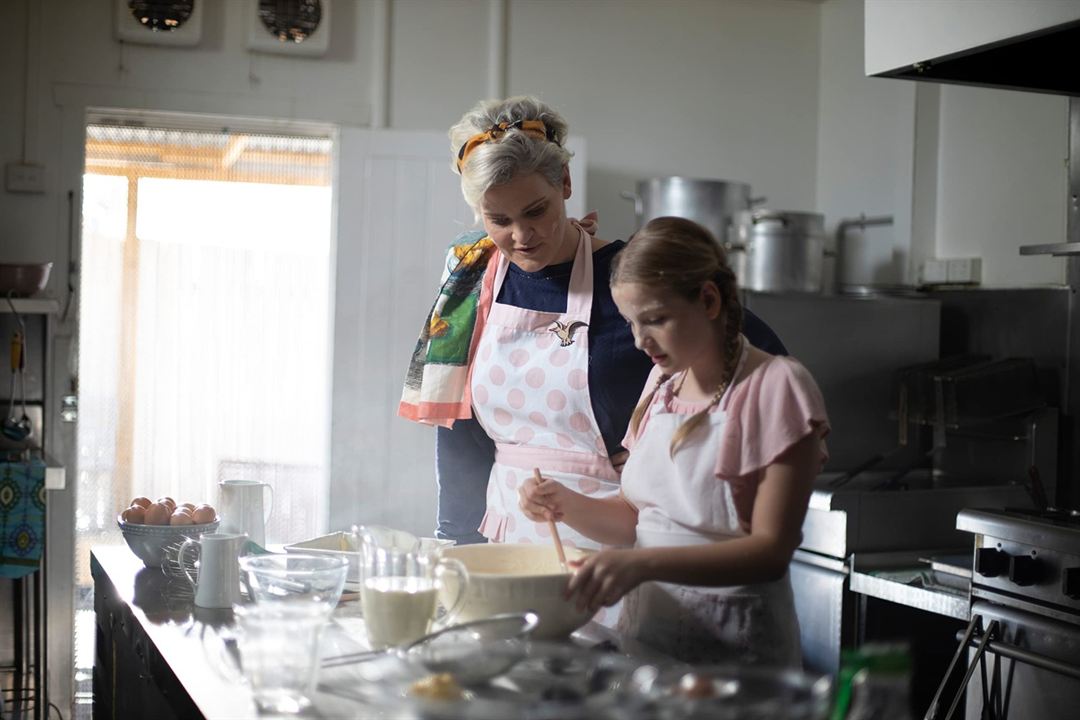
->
[90,545,653,719]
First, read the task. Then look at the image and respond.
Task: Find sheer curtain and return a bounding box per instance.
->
[73,122,334,696]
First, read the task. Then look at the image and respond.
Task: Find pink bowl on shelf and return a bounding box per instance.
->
[0,263,53,298]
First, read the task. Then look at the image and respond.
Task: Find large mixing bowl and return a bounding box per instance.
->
[439,544,595,640]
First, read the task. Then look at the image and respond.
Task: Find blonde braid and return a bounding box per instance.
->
[628,371,670,440]
[611,215,745,458]
[666,241,744,457]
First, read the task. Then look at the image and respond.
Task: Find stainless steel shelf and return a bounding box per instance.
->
[1019,243,1080,257]
[849,551,970,621]
[0,298,60,315]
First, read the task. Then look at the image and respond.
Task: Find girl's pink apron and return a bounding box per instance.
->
[474,226,620,551]
[616,344,802,666]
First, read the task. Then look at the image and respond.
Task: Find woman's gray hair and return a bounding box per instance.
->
[449,96,573,209]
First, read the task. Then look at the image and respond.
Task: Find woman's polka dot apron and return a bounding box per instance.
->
[473,226,621,555]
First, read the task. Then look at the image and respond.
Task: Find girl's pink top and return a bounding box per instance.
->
[624,354,830,530]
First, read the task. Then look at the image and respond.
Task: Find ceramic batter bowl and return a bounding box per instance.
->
[439,543,595,640]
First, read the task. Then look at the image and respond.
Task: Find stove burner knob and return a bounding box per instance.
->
[1064,568,1080,600]
[1008,554,1039,586]
[975,548,1009,577]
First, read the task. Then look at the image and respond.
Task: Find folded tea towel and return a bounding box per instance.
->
[0,456,46,579]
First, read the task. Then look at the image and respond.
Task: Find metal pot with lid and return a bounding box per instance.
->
[733,209,826,294]
[621,177,765,246]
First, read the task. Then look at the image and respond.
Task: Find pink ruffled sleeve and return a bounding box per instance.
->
[716,356,830,481]
[621,364,667,451]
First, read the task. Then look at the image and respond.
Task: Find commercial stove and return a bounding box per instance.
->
[926,508,1080,720]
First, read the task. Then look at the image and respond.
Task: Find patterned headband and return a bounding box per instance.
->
[455,119,557,172]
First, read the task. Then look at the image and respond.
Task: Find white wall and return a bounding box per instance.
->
[817,0,1068,287]
[934,84,1067,287]
[816,0,915,285]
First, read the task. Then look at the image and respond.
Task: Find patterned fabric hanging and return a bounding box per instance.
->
[0,457,46,579]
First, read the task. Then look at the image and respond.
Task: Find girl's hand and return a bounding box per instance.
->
[566,549,644,613]
[518,474,566,522]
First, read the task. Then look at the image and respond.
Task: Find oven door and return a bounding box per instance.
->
[963,601,1080,720]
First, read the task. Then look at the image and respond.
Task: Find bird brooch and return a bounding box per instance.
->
[549,320,588,347]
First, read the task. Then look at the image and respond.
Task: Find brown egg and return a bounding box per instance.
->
[130,496,152,509]
[157,497,177,511]
[180,502,196,511]
[145,502,172,526]
[122,505,147,524]
[191,504,216,524]
[170,509,194,525]
[678,673,715,699]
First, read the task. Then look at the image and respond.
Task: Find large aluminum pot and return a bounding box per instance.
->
[621,177,763,245]
[734,209,826,293]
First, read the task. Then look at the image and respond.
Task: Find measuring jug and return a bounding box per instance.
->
[218,480,274,546]
[178,532,247,609]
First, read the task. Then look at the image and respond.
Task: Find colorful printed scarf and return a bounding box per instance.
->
[398,230,499,427]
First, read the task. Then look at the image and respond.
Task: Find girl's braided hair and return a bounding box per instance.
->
[611,216,743,457]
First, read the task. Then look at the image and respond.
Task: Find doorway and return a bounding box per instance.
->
[72,112,335,714]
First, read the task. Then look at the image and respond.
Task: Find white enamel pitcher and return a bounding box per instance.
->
[178,532,247,609]
[218,480,274,547]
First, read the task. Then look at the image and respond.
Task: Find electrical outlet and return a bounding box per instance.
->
[5,162,47,194]
[920,258,949,285]
[947,258,982,284]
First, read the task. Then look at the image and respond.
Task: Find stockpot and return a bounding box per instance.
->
[733,209,826,293]
[621,177,764,246]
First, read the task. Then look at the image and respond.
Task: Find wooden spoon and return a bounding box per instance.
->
[534,468,569,572]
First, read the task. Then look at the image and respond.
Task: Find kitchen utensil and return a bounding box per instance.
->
[2,332,30,442]
[0,264,52,298]
[239,553,348,614]
[117,515,221,567]
[2,295,31,442]
[233,600,327,715]
[177,532,246,609]
[732,209,827,293]
[360,541,470,649]
[629,663,833,719]
[620,177,765,247]
[320,611,539,672]
[217,479,274,546]
[534,468,569,572]
[439,543,596,639]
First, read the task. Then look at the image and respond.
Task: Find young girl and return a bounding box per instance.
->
[518,216,829,666]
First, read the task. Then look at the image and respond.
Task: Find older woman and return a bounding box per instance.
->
[400,96,785,547]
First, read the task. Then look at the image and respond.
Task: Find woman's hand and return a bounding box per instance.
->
[566,549,646,613]
[518,474,568,522]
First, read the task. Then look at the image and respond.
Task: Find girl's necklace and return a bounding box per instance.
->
[673,372,729,406]
[672,336,743,406]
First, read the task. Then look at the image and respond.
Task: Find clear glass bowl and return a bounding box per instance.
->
[239,553,348,613]
[627,663,834,720]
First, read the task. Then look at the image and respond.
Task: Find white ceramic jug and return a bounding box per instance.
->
[218,480,274,547]
[178,532,247,608]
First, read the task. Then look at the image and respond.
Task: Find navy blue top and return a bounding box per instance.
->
[434,240,786,544]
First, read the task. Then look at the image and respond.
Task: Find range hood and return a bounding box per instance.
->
[865,1,1080,97]
[879,22,1080,97]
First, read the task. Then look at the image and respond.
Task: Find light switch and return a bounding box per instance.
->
[5,162,47,194]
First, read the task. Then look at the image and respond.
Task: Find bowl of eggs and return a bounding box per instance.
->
[117,496,220,567]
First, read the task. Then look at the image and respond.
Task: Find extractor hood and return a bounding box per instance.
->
[865,1,1080,97]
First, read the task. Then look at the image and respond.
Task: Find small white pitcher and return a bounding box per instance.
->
[178,532,247,609]
[218,479,274,546]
